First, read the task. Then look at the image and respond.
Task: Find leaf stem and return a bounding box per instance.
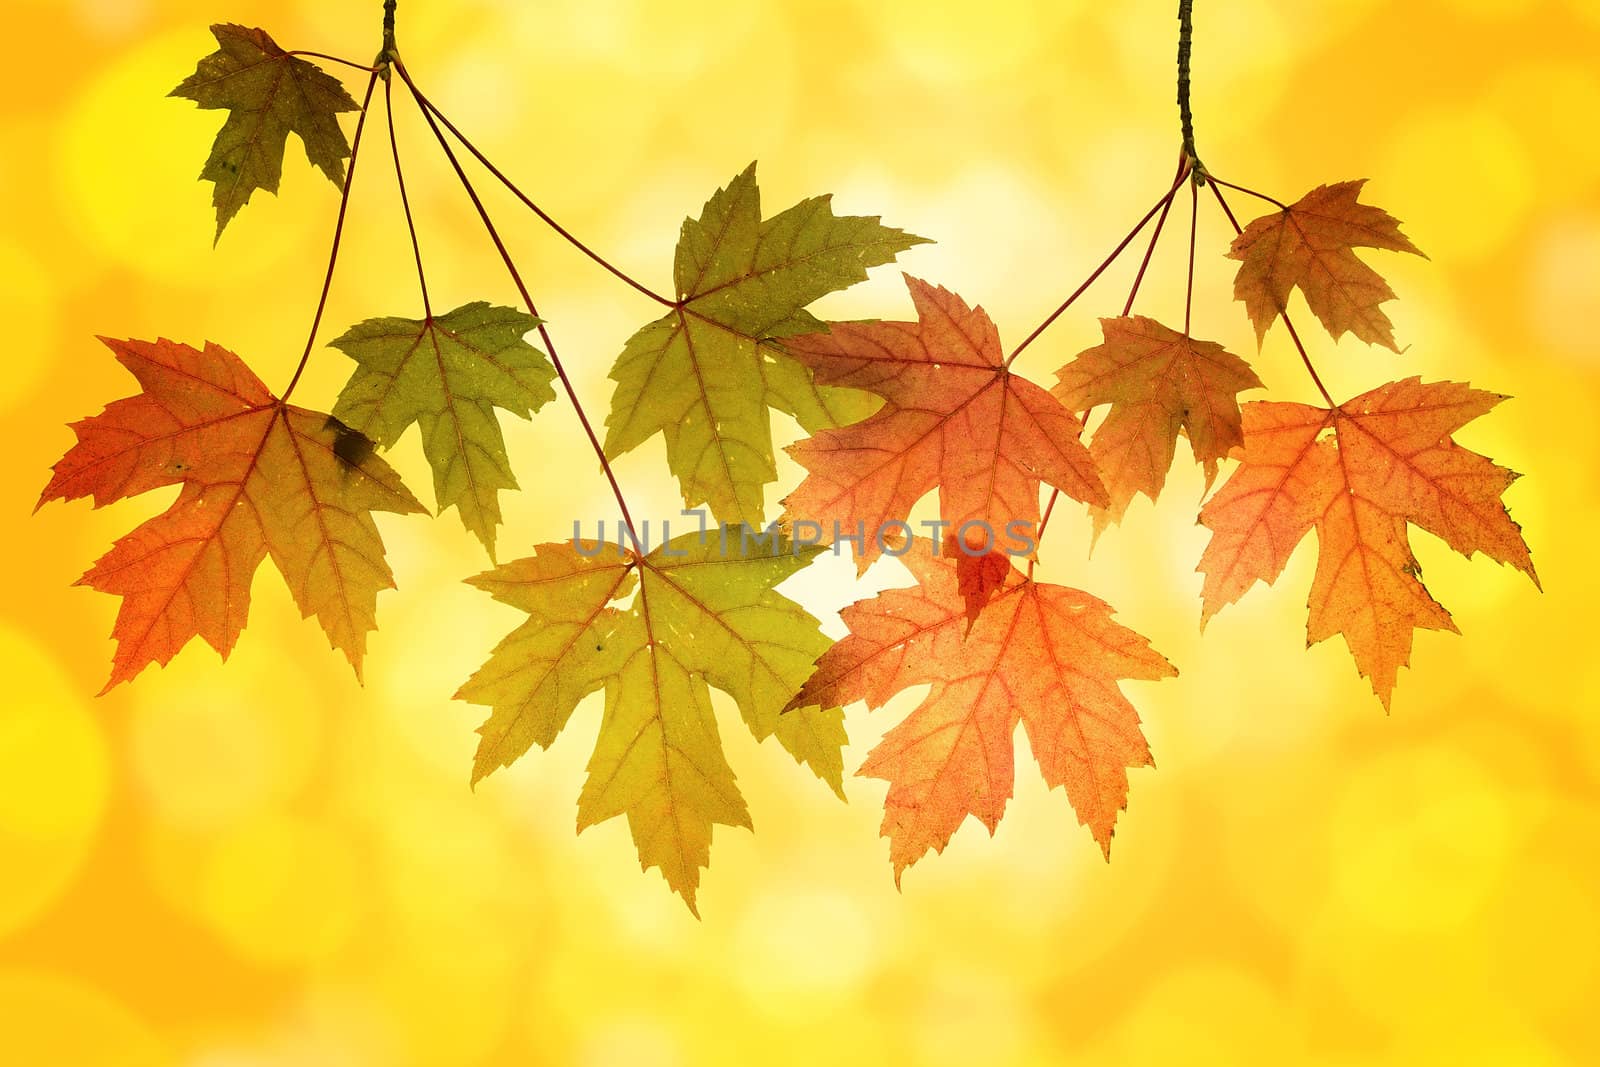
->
[1026,490,1060,580]
[1022,155,1207,565]
[1208,181,1335,406]
[1007,162,1190,367]
[282,70,379,402]
[399,70,676,309]
[1121,155,1188,317]
[1185,179,1198,335]
[385,77,431,317]
[287,50,381,74]
[1177,0,1205,182]
[396,58,640,541]
[1206,174,1287,211]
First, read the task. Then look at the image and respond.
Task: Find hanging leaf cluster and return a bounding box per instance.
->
[38,11,1536,910]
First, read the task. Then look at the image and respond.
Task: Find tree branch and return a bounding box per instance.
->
[1177,0,1205,184]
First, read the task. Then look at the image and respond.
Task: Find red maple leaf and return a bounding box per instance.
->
[782,275,1107,573]
[789,545,1175,881]
[1197,377,1537,706]
[39,337,424,691]
[947,532,1012,628]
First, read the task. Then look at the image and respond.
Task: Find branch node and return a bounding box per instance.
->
[376,0,398,75]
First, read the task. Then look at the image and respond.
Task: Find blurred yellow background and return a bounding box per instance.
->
[4,0,1598,1063]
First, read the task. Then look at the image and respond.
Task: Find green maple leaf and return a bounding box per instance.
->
[604,163,928,528]
[458,528,846,913]
[171,23,360,240]
[330,302,556,557]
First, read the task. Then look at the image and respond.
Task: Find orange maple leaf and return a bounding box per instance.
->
[782,275,1107,572]
[789,545,1175,881]
[1197,377,1537,706]
[1228,180,1425,352]
[39,337,424,691]
[1054,315,1262,528]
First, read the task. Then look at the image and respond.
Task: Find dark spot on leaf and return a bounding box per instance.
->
[324,416,376,468]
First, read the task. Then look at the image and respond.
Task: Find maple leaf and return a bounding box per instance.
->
[948,535,1012,628]
[1197,377,1538,706]
[788,545,1174,881]
[1054,315,1262,530]
[603,163,927,527]
[782,275,1107,573]
[1228,180,1425,352]
[330,302,556,557]
[171,24,360,240]
[458,528,846,913]
[39,338,424,691]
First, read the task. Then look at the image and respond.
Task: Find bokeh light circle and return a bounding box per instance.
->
[0,625,109,937]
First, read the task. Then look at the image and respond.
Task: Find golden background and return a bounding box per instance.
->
[4,0,1598,1062]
